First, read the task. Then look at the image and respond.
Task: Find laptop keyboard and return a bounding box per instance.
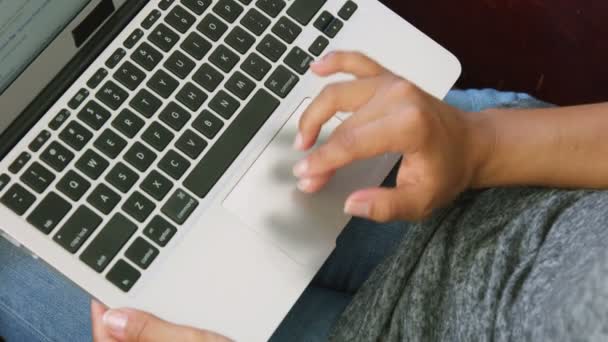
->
[0,0,358,293]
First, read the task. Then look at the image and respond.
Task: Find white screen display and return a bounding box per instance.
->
[0,0,89,132]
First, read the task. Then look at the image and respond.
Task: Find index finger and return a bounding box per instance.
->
[311,51,387,78]
[91,300,118,342]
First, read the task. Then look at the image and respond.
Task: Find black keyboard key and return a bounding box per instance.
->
[237,0,253,4]
[147,69,179,99]
[105,48,126,68]
[197,13,228,41]
[193,110,224,139]
[126,237,159,270]
[96,81,129,110]
[124,142,157,172]
[324,18,343,38]
[159,0,175,10]
[27,192,71,234]
[112,109,145,138]
[241,52,271,81]
[57,170,91,201]
[59,121,93,151]
[41,142,74,172]
[272,16,302,44]
[49,109,71,131]
[29,130,51,153]
[176,129,207,159]
[162,189,199,224]
[114,61,146,90]
[124,28,144,48]
[159,102,191,131]
[285,46,314,75]
[94,129,128,159]
[20,162,55,194]
[142,9,162,29]
[145,216,177,247]
[241,8,270,36]
[76,150,110,180]
[210,90,240,119]
[165,50,195,79]
[165,5,196,33]
[225,27,255,55]
[181,32,212,60]
[149,23,180,52]
[142,121,175,152]
[266,65,299,98]
[132,42,163,71]
[87,68,109,89]
[0,174,10,193]
[213,0,244,23]
[78,100,111,131]
[338,0,358,20]
[159,150,191,180]
[176,82,208,111]
[9,152,31,174]
[256,34,286,62]
[68,88,90,110]
[106,260,141,292]
[106,162,139,193]
[123,191,155,222]
[1,184,36,216]
[313,11,333,32]
[184,89,279,197]
[309,35,329,56]
[209,44,240,73]
[130,89,162,118]
[226,71,255,99]
[287,0,326,25]
[181,0,212,15]
[54,206,102,253]
[141,170,173,200]
[87,183,121,215]
[80,213,136,272]
[256,0,286,18]
[192,63,224,92]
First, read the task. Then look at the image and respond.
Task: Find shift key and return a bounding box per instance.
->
[80,213,137,273]
[54,206,102,254]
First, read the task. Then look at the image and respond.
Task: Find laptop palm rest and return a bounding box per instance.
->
[223,99,391,267]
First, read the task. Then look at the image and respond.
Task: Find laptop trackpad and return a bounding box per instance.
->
[223,99,389,267]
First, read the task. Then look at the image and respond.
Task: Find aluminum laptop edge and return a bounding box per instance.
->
[0,0,461,340]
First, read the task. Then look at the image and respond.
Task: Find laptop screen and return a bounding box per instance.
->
[0,0,90,132]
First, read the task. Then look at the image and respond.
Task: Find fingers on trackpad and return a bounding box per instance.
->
[222,99,390,266]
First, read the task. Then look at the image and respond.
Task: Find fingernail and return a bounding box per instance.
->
[311,52,334,67]
[293,160,309,177]
[293,132,304,150]
[344,199,371,218]
[103,310,128,334]
[297,178,313,192]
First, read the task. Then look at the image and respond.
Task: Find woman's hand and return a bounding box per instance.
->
[293,51,493,222]
[91,300,231,342]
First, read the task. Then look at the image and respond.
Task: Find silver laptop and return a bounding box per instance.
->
[0,0,460,340]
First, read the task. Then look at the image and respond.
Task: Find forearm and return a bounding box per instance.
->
[470,103,608,189]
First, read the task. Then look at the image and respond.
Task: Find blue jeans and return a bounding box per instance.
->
[0,89,534,342]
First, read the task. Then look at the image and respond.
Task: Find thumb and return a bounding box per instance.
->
[102,308,228,342]
[344,186,432,222]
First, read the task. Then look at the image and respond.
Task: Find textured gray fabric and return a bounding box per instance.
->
[329,94,608,341]
[329,186,608,341]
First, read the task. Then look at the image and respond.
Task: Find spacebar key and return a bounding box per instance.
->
[184,89,280,198]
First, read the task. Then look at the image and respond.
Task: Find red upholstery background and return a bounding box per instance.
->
[381,0,608,106]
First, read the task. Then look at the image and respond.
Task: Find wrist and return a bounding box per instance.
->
[462,109,498,189]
